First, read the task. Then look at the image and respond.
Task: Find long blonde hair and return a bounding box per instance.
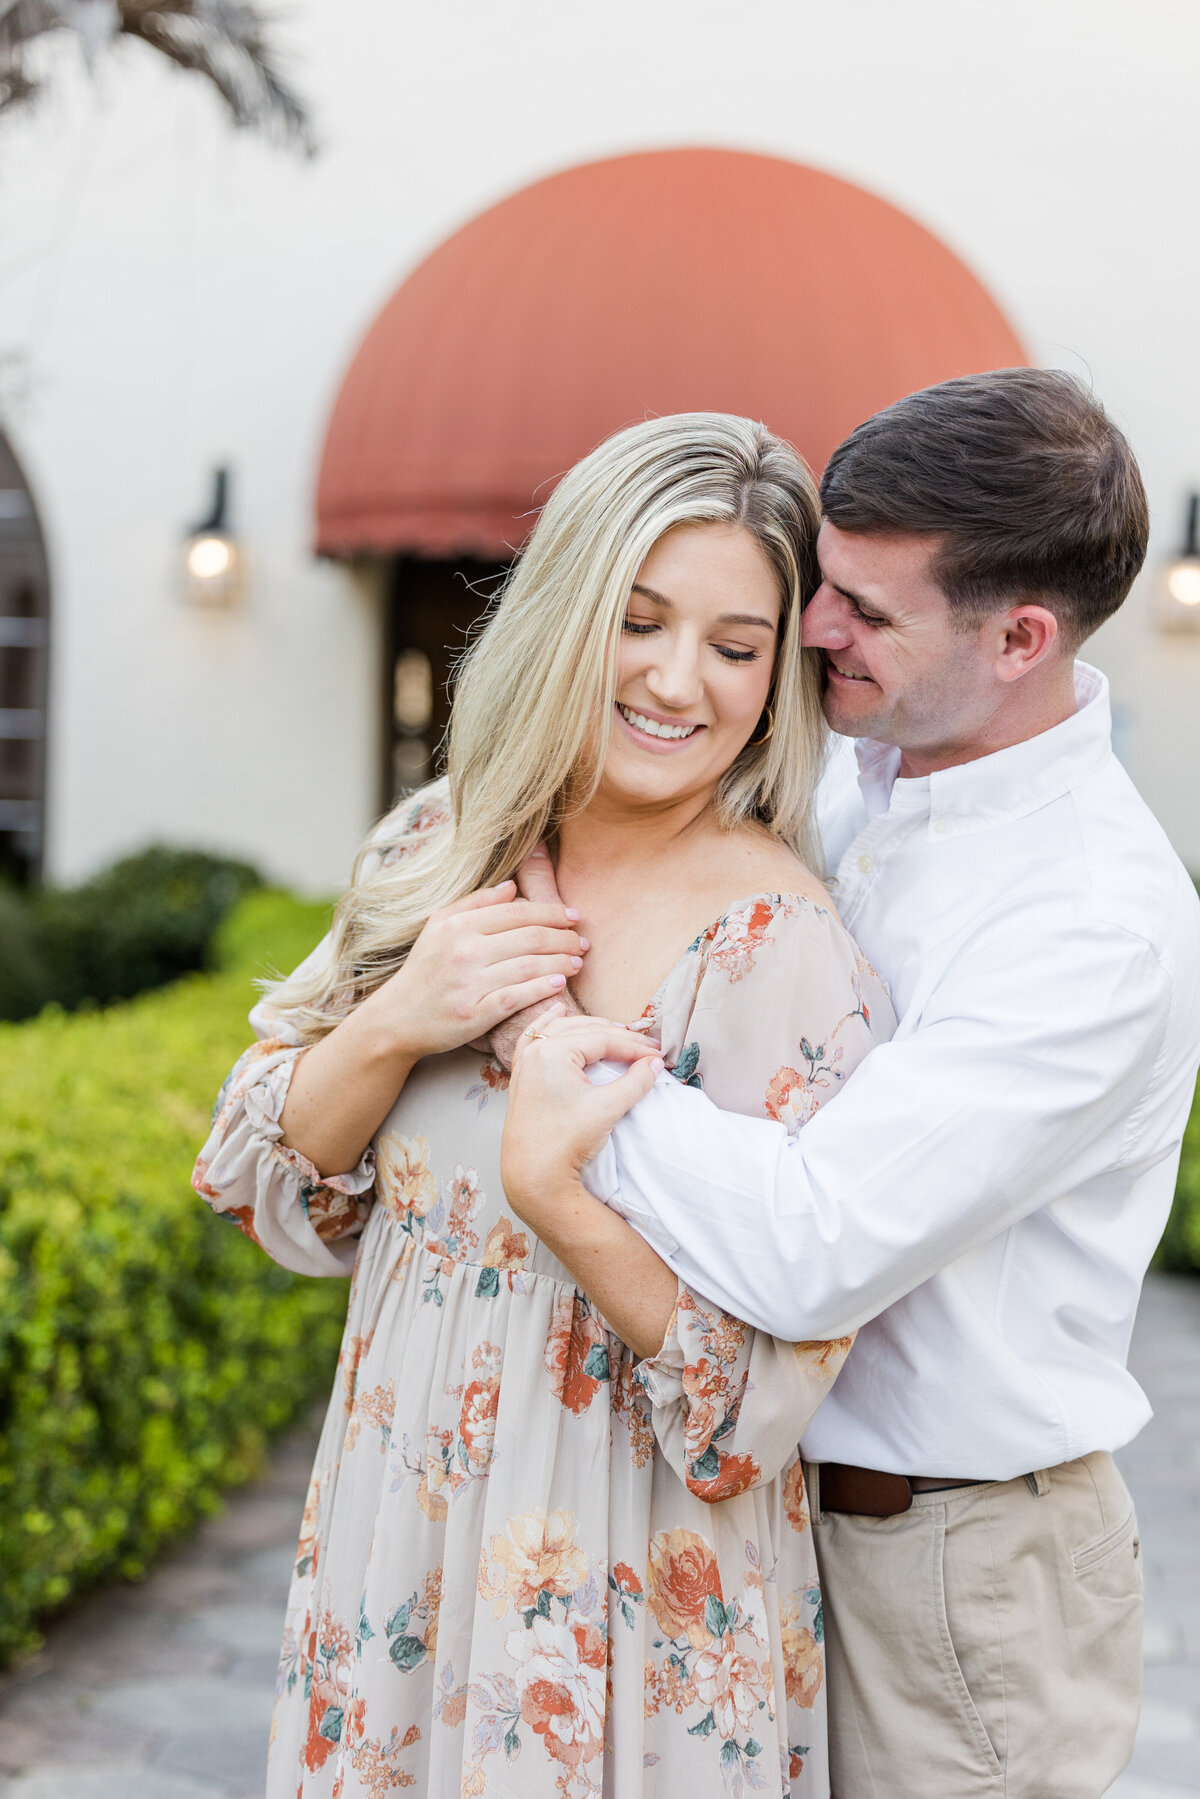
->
[271,412,826,1041]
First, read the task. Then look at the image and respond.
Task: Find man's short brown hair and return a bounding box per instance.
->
[818,369,1149,645]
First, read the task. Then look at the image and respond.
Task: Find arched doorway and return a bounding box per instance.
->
[315,148,1026,810]
[0,433,50,882]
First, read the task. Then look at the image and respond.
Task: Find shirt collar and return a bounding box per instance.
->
[854,662,1113,838]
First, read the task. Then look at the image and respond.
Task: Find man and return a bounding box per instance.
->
[498,370,1200,1798]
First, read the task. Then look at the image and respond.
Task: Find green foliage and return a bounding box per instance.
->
[1156,1072,1200,1273]
[0,845,264,1022]
[0,888,342,1665]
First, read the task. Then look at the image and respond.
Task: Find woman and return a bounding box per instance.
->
[193,413,894,1799]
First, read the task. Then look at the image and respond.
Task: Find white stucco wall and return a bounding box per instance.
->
[0,0,1196,890]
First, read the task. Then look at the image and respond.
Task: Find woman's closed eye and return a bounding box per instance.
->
[620,617,762,663]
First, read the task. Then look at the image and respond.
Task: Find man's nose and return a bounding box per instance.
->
[802,584,853,652]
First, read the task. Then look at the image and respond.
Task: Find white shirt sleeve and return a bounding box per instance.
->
[581,914,1173,1340]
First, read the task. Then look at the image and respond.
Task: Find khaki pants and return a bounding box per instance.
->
[808,1452,1143,1799]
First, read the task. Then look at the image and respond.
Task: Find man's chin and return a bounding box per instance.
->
[821,688,887,740]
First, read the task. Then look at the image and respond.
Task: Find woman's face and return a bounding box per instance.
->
[597,521,782,814]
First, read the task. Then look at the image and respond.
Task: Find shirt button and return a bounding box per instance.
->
[932,818,948,835]
[856,853,874,873]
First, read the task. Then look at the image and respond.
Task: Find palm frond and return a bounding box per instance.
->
[0,0,314,153]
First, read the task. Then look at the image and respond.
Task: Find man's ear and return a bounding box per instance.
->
[994,605,1059,684]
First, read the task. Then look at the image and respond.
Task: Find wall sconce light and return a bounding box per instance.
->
[1160,493,1200,632]
[183,466,244,606]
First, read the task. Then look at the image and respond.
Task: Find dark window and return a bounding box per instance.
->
[0,440,51,883]
[383,557,508,812]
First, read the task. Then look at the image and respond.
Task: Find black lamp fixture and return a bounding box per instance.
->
[183,466,243,606]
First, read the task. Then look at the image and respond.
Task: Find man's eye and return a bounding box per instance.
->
[621,619,657,636]
[851,604,886,627]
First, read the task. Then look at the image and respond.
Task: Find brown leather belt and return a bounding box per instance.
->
[818,1462,989,1518]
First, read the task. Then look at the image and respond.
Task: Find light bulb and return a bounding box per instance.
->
[1167,561,1200,607]
[187,535,233,581]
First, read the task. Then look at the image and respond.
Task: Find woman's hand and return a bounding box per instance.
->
[501,1010,663,1226]
[357,880,588,1064]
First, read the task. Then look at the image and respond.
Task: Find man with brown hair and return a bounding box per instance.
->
[500,370,1200,1797]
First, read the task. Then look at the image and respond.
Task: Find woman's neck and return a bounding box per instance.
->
[554,788,716,884]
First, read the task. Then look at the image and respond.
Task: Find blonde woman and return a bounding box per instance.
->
[194,414,894,1799]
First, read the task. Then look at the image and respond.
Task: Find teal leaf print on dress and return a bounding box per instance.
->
[475,1266,500,1298]
[582,1343,610,1381]
[704,1594,730,1638]
[318,1704,343,1743]
[688,1709,717,1738]
[690,1446,721,1483]
[670,1041,703,1088]
[388,1633,428,1672]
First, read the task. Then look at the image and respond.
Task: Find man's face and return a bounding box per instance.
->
[804,521,1004,764]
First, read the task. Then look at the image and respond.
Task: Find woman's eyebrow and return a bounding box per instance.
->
[630,583,774,630]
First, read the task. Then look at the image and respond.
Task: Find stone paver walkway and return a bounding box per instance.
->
[0,1413,321,1798]
[1,1274,1197,1797]
[1109,1272,1200,1798]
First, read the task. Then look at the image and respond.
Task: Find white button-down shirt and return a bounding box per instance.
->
[583,664,1200,1479]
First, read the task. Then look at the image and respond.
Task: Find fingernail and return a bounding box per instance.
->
[550,974,566,987]
[570,956,583,971]
[578,936,590,951]
[650,1058,665,1074]
[531,846,549,858]
[565,908,581,921]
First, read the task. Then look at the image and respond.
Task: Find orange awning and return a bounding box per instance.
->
[315,148,1026,559]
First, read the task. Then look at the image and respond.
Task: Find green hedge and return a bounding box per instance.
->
[0,890,346,1665]
[0,845,263,1021]
[1156,1072,1200,1272]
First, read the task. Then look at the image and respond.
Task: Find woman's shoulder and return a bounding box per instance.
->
[720,831,831,909]
[686,833,884,1002]
[690,828,833,936]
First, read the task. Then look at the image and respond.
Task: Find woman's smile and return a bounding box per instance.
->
[614,699,707,752]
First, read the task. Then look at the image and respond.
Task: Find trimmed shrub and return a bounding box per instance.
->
[1156,1073,1200,1273]
[0,889,345,1665]
[0,845,263,1021]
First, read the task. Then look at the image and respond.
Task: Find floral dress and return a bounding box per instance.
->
[193,815,894,1799]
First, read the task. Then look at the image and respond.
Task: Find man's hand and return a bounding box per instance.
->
[500,1011,663,1230]
[476,843,586,1066]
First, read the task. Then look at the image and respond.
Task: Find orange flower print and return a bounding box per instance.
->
[647,1528,723,1648]
[444,1163,484,1254]
[483,1508,588,1615]
[338,1331,373,1412]
[782,1460,810,1534]
[343,1381,395,1454]
[610,1356,655,1468]
[466,1056,511,1110]
[479,1215,529,1270]
[506,1611,608,1776]
[691,1626,771,1740]
[782,1623,823,1708]
[459,1377,499,1471]
[793,1335,854,1376]
[764,1065,821,1134]
[302,1610,354,1772]
[685,1450,761,1504]
[544,1294,609,1416]
[702,893,801,984]
[294,1473,321,1580]
[376,1132,436,1227]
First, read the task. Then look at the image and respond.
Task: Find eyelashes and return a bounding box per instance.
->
[620,620,760,662]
